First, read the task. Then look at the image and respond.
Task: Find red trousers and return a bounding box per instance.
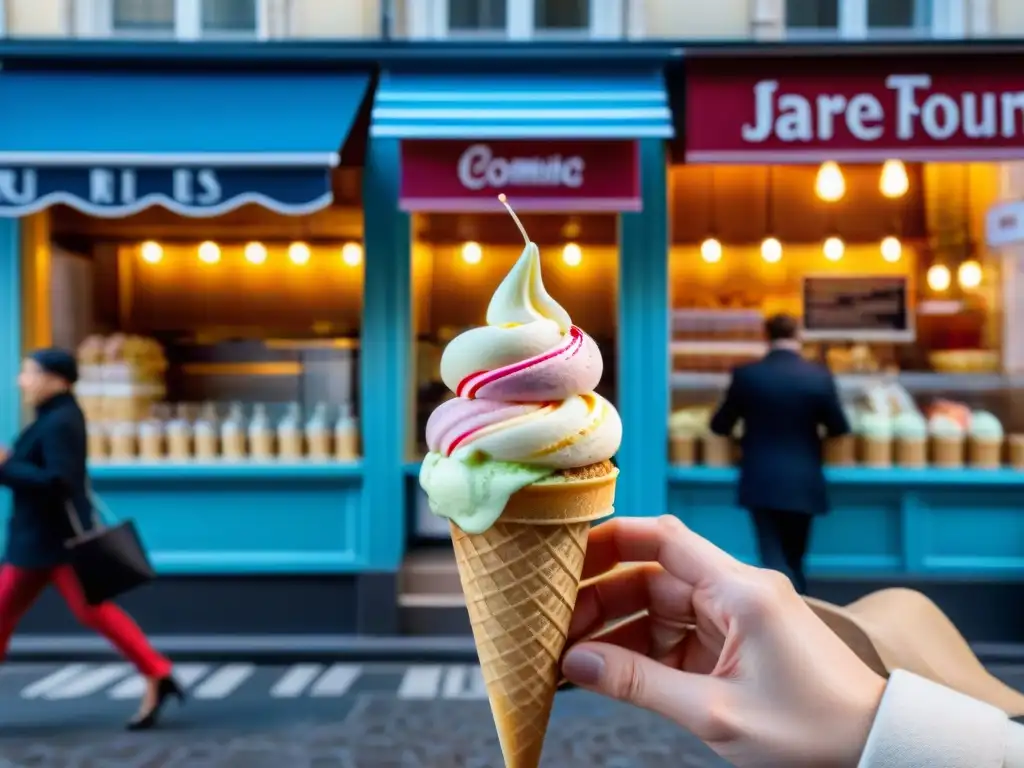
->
[0,564,170,679]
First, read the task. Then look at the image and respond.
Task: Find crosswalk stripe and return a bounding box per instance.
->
[397,665,444,699]
[309,664,361,697]
[108,663,210,700]
[269,664,324,698]
[442,665,487,700]
[20,664,92,700]
[44,664,132,700]
[191,664,255,700]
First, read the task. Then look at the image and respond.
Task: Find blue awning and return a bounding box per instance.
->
[370,71,673,139]
[0,71,370,218]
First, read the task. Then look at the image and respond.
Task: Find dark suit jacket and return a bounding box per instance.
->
[0,392,94,568]
[710,348,850,516]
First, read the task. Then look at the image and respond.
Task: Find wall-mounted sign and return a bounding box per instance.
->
[986,200,1024,248]
[0,165,333,218]
[685,56,1024,163]
[399,140,640,212]
[802,275,913,341]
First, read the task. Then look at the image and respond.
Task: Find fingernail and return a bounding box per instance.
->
[562,648,605,686]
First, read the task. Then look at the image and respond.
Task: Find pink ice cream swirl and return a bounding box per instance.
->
[426,318,620,469]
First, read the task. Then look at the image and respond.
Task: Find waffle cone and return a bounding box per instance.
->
[450,469,617,768]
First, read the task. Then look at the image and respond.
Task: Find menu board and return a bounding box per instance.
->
[801,275,913,341]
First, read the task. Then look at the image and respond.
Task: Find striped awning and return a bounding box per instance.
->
[371,71,674,139]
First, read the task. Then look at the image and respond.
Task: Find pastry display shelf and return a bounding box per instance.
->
[667,465,1024,486]
[670,371,1024,392]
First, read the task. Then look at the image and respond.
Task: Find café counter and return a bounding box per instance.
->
[668,465,1024,578]
[88,461,368,575]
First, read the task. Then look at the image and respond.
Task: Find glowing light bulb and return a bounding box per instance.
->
[880,159,909,198]
[927,264,951,292]
[815,161,846,202]
[761,237,783,263]
[197,241,220,264]
[823,236,844,261]
[244,242,267,265]
[288,242,311,265]
[958,259,982,289]
[341,242,363,267]
[700,238,722,264]
[880,236,902,263]
[461,241,482,265]
[562,242,582,267]
[140,241,163,264]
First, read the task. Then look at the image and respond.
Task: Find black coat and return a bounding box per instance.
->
[0,392,94,568]
[710,349,850,516]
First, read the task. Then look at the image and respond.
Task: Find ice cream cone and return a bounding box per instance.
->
[824,435,856,466]
[860,437,892,468]
[968,438,1003,469]
[450,466,617,768]
[895,438,927,468]
[1010,435,1024,470]
[669,434,696,465]
[931,436,965,468]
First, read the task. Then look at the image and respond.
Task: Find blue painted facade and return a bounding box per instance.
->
[0,50,1021,584]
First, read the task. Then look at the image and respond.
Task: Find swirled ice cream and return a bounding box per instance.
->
[929,414,964,439]
[420,197,622,534]
[858,412,893,440]
[970,411,1004,441]
[893,411,928,440]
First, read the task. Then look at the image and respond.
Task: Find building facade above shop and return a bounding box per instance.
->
[0,0,1015,41]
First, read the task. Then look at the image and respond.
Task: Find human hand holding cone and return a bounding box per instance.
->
[420,196,621,767]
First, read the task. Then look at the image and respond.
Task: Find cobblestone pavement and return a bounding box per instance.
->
[0,692,724,768]
[0,664,1022,767]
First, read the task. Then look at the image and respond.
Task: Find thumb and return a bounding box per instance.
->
[562,642,726,737]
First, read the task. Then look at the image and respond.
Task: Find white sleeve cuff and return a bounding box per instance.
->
[857,669,1007,768]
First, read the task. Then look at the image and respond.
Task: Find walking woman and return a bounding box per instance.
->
[0,348,182,729]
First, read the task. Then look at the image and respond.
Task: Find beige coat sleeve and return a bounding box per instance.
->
[858,669,1022,768]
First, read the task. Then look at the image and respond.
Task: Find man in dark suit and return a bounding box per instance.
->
[709,314,849,594]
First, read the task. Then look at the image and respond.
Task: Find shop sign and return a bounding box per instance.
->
[399,140,640,212]
[0,165,333,218]
[686,62,1024,163]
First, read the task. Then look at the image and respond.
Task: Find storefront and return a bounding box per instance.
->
[365,68,674,625]
[665,48,1024,610]
[0,63,392,638]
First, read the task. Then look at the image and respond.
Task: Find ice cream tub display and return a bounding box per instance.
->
[858,412,893,468]
[893,411,928,468]
[418,196,620,768]
[930,413,966,468]
[968,411,1004,469]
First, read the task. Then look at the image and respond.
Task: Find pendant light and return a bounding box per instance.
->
[700,166,723,263]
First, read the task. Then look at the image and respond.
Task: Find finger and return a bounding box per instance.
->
[583,516,738,586]
[562,641,726,740]
[568,563,694,642]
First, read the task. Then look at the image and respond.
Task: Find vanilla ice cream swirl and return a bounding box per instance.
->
[425,201,621,470]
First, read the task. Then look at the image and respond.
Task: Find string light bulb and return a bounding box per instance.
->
[958,259,982,289]
[562,243,582,267]
[341,242,363,267]
[880,236,902,263]
[140,241,163,264]
[927,264,951,292]
[288,242,311,265]
[197,241,220,264]
[880,159,910,198]
[244,242,267,265]
[461,241,482,265]
[761,237,783,263]
[814,161,846,202]
[823,236,844,261]
[700,238,723,264]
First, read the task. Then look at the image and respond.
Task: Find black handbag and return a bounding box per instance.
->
[64,488,155,606]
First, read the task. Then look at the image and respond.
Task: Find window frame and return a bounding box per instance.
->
[784,0,966,39]
[85,0,270,41]
[410,0,625,40]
